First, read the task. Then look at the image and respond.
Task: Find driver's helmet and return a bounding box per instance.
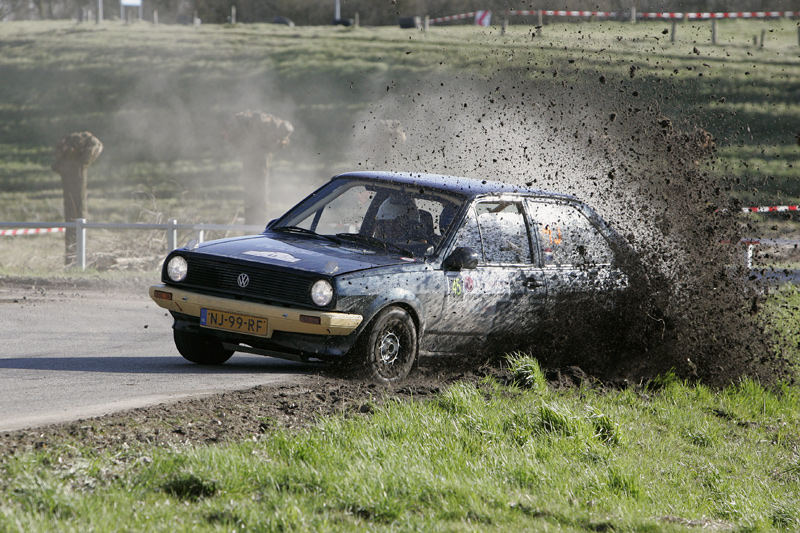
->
[374,194,420,242]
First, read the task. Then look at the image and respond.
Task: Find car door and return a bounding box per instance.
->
[524,199,628,348]
[426,198,547,353]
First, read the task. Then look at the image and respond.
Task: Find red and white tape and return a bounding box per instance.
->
[0,227,65,236]
[641,11,799,19]
[430,9,799,24]
[511,10,617,18]
[430,12,476,23]
[743,205,800,213]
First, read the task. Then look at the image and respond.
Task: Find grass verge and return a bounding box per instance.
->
[1,356,798,531]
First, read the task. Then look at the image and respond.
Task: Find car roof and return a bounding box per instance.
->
[334,171,578,202]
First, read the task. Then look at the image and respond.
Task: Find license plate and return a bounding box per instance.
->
[200,308,268,336]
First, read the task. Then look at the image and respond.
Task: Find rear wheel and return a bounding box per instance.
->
[357,306,417,383]
[173,329,233,365]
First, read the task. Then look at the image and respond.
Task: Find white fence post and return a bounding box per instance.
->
[167,219,178,251]
[76,218,87,271]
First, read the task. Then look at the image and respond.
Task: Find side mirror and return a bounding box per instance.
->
[442,247,480,271]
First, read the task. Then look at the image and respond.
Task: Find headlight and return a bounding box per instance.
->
[167,256,188,282]
[310,279,333,306]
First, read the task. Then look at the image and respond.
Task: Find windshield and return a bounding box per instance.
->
[272,178,466,257]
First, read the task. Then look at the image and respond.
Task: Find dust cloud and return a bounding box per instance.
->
[349,74,787,385]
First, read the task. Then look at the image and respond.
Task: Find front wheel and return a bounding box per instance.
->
[357,306,418,383]
[173,329,233,365]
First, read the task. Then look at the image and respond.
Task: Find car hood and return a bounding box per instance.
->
[189,233,418,276]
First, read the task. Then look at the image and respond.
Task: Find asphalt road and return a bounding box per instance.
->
[0,284,310,432]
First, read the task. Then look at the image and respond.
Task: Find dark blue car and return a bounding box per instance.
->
[150,171,634,382]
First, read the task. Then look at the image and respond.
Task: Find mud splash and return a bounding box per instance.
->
[351,74,788,385]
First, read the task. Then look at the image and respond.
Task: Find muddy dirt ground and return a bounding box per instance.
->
[0,362,467,456]
[0,344,601,459]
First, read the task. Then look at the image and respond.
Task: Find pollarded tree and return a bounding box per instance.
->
[226,111,293,226]
[52,131,102,265]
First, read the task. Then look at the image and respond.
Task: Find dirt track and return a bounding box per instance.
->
[0,370,457,457]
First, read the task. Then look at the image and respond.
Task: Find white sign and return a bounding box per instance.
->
[243,250,301,263]
[121,0,141,6]
[475,10,492,26]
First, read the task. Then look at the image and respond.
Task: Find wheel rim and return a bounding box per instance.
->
[371,316,414,380]
[378,331,401,364]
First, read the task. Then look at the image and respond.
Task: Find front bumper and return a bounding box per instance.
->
[149,284,363,337]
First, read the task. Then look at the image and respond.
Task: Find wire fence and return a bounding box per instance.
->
[0,219,264,270]
[2,214,799,271]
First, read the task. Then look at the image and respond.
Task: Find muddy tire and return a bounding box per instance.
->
[357,306,417,383]
[173,330,233,365]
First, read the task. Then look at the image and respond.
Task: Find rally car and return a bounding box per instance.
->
[149,171,638,382]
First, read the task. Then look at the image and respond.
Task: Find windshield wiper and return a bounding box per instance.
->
[334,233,414,257]
[273,226,340,243]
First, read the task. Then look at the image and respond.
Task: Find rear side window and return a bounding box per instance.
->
[526,201,613,267]
[475,201,532,264]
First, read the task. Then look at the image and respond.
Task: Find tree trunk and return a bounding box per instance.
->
[58,160,88,265]
[241,151,273,226]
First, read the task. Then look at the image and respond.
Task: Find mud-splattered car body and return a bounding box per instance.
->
[150,171,634,382]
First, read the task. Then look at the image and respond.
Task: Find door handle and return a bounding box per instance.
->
[525,278,542,289]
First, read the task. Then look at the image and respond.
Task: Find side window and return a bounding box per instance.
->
[475,201,532,264]
[451,206,482,256]
[527,201,614,267]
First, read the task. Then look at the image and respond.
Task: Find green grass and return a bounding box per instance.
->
[1,359,798,531]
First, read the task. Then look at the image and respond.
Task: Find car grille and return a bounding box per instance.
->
[173,253,316,307]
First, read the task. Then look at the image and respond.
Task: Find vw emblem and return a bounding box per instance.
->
[237,273,250,288]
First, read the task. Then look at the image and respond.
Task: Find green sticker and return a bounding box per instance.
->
[451,277,463,296]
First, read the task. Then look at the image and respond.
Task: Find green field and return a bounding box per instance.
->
[0,19,798,271]
[1,355,799,531]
